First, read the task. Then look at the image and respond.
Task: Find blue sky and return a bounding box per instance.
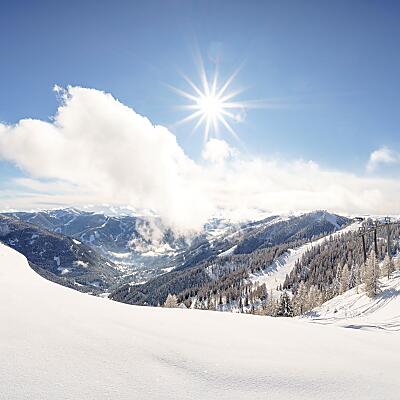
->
[0,0,399,221]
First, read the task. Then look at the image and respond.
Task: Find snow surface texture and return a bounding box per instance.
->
[1,242,399,400]
[306,270,400,332]
[250,221,361,294]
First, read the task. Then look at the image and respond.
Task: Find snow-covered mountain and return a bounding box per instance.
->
[4,209,350,286]
[3,208,186,266]
[3,208,196,284]
[1,242,399,399]
[111,210,350,306]
[0,215,120,292]
[249,220,363,297]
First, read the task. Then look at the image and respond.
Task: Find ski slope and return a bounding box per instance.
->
[306,270,400,331]
[250,221,361,293]
[1,242,399,400]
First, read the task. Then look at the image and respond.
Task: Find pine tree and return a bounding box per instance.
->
[364,251,380,298]
[265,290,277,316]
[339,263,350,294]
[382,254,394,279]
[396,257,400,271]
[244,294,249,308]
[293,281,308,316]
[307,285,323,310]
[334,263,342,295]
[238,296,243,313]
[163,293,178,308]
[348,263,357,289]
[276,292,293,317]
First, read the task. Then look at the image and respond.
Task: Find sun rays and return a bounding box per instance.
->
[169,58,251,141]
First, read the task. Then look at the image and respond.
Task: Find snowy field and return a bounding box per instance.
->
[305,270,400,331]
[1,242,399,400]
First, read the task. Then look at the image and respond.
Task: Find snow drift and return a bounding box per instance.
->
[306,270,400,331]
[1,243,399,400]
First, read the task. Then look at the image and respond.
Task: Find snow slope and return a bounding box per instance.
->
[250,221,362,293]
[306,271,400,332]
[1,242,399,400]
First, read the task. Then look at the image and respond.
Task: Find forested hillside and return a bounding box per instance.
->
[283,223,400,314]
[111,215,400,321]
[110,211,350,308]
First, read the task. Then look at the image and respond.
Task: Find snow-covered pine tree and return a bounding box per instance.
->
[293,281,308,316]
[307,285,323,310]
[364,250,380,298]
[334,263,342,295]
[163,293,178,308]
[339,263,350,294]
[382,254,394,279]
[207,297,215,310]
[264,290,277,316]
[238,296,243,313]
[348,263,357,290]
[276,292,293,317]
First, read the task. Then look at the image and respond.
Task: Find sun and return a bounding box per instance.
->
[170,60,248,142]
[197,93,223,119]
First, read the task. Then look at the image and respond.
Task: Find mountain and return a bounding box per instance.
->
[4,209,347,281]
[233,210,348,254]
[2,208,354,301]
[1,242,398,400]
[4,208,184,261]
[250,220,363,299]
[138,211,349,273]
[3,208,192,282]
[110,210,350,306]
[0,215,120,292]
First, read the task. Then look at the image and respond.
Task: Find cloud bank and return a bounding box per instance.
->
[0,87,211,231]
[0,86,399,231]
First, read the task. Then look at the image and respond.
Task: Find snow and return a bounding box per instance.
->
[109,251,131,259]
[140,243,176,257]
[161,266,175,273]
[64,215,77,226]
[74,260,88,268]
[305,271,400,331]
[218,244,237,257]
[250,221,362,295]
[323,212,341,228]
[1,242,399,399]
[59,268,70,275]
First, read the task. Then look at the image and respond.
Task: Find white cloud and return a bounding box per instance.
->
[1,86,400,232]
[0,86,212,232]
[202,138,235,163]
[367,146,400,172]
